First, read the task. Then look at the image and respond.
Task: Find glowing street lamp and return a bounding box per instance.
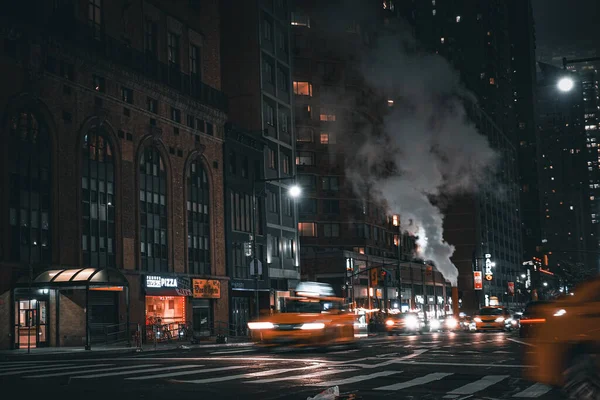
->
[557,77,574,92]
[288,185,301,198]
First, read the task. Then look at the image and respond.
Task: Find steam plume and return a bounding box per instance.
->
[346,27,498,286]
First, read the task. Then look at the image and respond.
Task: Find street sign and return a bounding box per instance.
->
[244,242,252,257]
[249,259,262,276]
[473,271,483,290]
[370,267,378,286]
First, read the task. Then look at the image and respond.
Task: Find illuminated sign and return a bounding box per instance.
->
[146,275,178,288]
[508,282,515,295]
[192,279,221,299]
[484,254,494,281]
[473,271,483,290]
[525,269,531,289]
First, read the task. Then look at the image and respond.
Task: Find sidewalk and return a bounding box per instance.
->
[0,337,253,359]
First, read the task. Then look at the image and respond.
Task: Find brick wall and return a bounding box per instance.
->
[58,292,86,347]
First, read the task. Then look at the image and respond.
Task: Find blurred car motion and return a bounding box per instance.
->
[385,312,424,335]
[525,279,600,400]
[473,306,511,332]
[247,282,356,349]
[519,300,551,338]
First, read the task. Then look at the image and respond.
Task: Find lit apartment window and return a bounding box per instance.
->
[291,12,310,27]
[293,81,312,96]
[296,151,315,166]
[320,132,336,144]
[489,77,495,85]
[268,148,277,169]
[319,108,336,121]
[353,247,365,254]
[298,222,317,237]
[392,215,399,226]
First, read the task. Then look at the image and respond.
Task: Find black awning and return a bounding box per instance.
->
[15,267,129,289]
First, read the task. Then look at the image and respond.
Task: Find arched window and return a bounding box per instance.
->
[187,159,210,274]
[82,129,115,268]
[8,111,52,264]
[140,147,168,272]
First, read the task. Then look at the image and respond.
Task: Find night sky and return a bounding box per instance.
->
[532,0,600,61]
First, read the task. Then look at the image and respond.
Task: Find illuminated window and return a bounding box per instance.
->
[140,147,168,272]
[319,108,336,121]
[298,222,317,237]
[353,247,365,254]
[296,151,315,166]
[489,77,495,85]
[8,112,52,264]
[293,81,312,96]
[456,16,461,22]
[392,215,399,226]
[320,132,336,144]
[291,12,310,27]
[82,128,115,268]
[187,159,210,275]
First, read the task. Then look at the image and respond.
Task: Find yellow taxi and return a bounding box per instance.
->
[525,278,600,399]
[247,282,356,348]
[472,306,511,332]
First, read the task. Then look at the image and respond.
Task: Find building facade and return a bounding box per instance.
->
[0,0,228,349]
[223,123,269,333]
[220,0,301,307]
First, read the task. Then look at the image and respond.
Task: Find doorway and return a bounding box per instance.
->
[14,298,48,349]
[192,299,212,336]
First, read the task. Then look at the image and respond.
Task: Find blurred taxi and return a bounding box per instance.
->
[525,278,600,399]
[519,301,551,338]
[473,306,511,331]
[247,282,356,348]
[385,312,423,335]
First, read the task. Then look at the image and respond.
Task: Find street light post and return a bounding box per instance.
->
[251,176,301,320]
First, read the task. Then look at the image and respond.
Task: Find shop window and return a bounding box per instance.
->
[82,127,115,268]
[145,296,186,338]
[8,111,52,264]
[187,159,211,275]
[140,147,168,272]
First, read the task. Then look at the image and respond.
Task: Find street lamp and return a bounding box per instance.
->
[557,77,574,92]
[251,176,301,319]
[520,274,526,279]
[543,282,548,287]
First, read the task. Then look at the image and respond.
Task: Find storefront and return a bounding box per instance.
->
[192,279,220,336]
[229,279,269,335]
[143,274,192,341]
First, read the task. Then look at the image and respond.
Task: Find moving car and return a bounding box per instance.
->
[519,301,551,338]
[247,282,356,349]
[473,306,511,332]
[525,278,600,399]
[385,312,424,335]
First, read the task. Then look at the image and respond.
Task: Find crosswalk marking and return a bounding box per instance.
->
[127,366,245,381]
[210,349,255,355]
[0,364,73,374]
[250,368,360,384]
[447,375,509,395]
[309,370,401,386]
[178,365,325,384]
[513,383,553,398]
[73,364,202,379]
[25,364,159,378]
[375,372,454,391]
[0,364,111,377]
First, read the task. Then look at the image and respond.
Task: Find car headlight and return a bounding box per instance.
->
[553,309,566,317]
[300,323,325,330]
[385,319,395,327]
[495,317,505,323]
[405,316,419,329]
[430,320,440,329]
[474,317,482,323]
[247,322,274,330]
[446,317,458,329]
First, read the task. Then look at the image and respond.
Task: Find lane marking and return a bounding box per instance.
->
[128,365,244,380]
[403,349,429,359]
[118,356,335,363]
[175,364,325,384]
[0,364,110,377]
[25,364,159,378]
[250,368,360,383]
[375,372,452,391]
[507,338,535,347]
[447,375,509,395]
[0,364,72,373]
[391,361,531,368]
[209,349,256,355]
[309,370,401,386]
[512,382,553,398]
[73,364,202,379]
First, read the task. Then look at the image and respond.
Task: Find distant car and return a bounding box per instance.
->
[473,306,511,332]
[385,313,424,335]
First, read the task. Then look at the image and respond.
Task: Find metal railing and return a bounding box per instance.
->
[89,322,138,346]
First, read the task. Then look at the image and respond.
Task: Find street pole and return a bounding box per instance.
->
[252,180,259,320]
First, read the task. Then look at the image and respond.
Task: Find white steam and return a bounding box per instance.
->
[347,32,498,286]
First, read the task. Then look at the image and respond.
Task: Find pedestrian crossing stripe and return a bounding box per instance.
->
[0,361,555,398]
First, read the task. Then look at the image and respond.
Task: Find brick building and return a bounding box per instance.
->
[0,0,228,349]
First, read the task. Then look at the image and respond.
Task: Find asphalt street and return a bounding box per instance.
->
[0,331,561,400]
